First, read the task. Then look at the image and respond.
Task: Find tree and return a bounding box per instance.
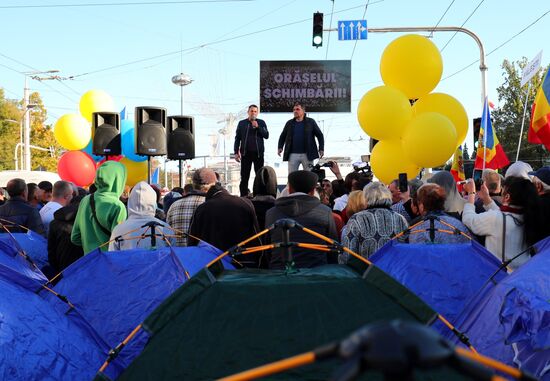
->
[463,142,470,160]
[0,88,22,170]
[0,88,62,171]
[492,59,549,168]
[28,91,62,171]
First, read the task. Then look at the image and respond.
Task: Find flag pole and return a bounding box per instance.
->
[515,83,531,162]
[482,97,488,171]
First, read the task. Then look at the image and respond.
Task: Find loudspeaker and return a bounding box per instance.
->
[167,115,195,160]
[135,107,167,156]
[92,112,121,156]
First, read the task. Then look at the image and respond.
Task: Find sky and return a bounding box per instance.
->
[1,0,549,171]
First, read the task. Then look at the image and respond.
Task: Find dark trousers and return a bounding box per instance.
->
[240,152,264,197]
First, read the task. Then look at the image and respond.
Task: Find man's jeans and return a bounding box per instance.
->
[288,153,312,174]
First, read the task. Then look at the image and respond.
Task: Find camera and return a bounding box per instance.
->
[310,161,334,181]
[352,161,374,185]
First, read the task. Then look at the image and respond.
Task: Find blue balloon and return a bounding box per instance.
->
[121,119,147,162]
[82,139,104,162]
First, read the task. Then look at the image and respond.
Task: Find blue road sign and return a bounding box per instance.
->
[338,20,367,41]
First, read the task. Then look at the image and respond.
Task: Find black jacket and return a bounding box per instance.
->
[234,118,269,156]
[278,117,324,161]
[265,194,337,269]
[540,193,550,238]
[48,203,84,272]
[0,197,45,236]
[188,185,261,267]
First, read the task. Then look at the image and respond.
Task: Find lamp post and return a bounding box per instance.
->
[171,72,193,187]
[171,73,193,114]
[23,70,59,171]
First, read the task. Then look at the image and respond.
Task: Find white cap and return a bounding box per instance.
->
[505,161,533,180]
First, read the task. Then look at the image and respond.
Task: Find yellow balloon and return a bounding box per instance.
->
[413,93,468,147]
[53,113,91,151]
[402,112,457,168]
[370,140,420,184]
[357,86,413,140]
[380,34,443,99]
[120,157,148,187]
[79,89,115,122]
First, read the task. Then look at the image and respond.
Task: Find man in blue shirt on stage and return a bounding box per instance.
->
[234,105,269,197]
[278,102,324,174]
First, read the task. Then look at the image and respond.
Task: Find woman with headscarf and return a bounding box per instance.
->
[251,166,277,230]
[427,170,466,220]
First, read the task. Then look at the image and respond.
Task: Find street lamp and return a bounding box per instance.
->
[23,70,59,171]
[171,72,193,187]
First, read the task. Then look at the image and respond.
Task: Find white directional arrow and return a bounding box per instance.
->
[339,22,345,39]
[348,21,355,39]
[357,22,367,39]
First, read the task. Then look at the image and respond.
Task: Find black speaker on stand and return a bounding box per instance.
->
[92,112,121,156]
[167,115,195,187]
[135,106,167,184]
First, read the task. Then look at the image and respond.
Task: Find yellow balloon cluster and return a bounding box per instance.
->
[356,34,469,183]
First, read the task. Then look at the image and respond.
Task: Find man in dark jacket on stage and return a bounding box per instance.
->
[278,102,324,173]
[0,178,45,236]
[266,170,337,269]
[234,104,269,197]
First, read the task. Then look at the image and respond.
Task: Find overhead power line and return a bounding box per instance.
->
[350,0,370,60]
[68,0,384,79]
[429,0,455,38]
[443,9,550,81]
[440,0,484,52]
[0,0,254,9]
[325,0,336,60]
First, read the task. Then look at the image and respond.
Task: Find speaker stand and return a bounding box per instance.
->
[147,157,152,184]
[178,160,183,188]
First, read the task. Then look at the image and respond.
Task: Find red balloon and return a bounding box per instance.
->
[58,151,97,187]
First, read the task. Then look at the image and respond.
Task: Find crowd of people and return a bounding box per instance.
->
[1,157,549,276]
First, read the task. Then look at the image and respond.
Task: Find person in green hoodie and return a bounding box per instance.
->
[71,161,128,254]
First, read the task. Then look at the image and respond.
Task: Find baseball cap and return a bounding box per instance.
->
[528,166,550,186]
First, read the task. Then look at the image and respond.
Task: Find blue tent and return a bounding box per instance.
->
[52,242,232,379]
[370,240,507,326]
[0,265,108,381]
[0,232,47,283]
[0,231,48,270]
[449,237,550,380]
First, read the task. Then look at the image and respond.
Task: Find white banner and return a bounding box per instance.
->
[521,50,543,87]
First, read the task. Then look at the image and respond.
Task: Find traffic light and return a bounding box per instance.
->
[312,12,323,47]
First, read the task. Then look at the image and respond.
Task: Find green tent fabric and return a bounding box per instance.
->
[117,260,439,380]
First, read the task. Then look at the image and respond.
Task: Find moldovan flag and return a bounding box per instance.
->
[475,97,510,170]
[528,66,550,150]
[450,145,465,183]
